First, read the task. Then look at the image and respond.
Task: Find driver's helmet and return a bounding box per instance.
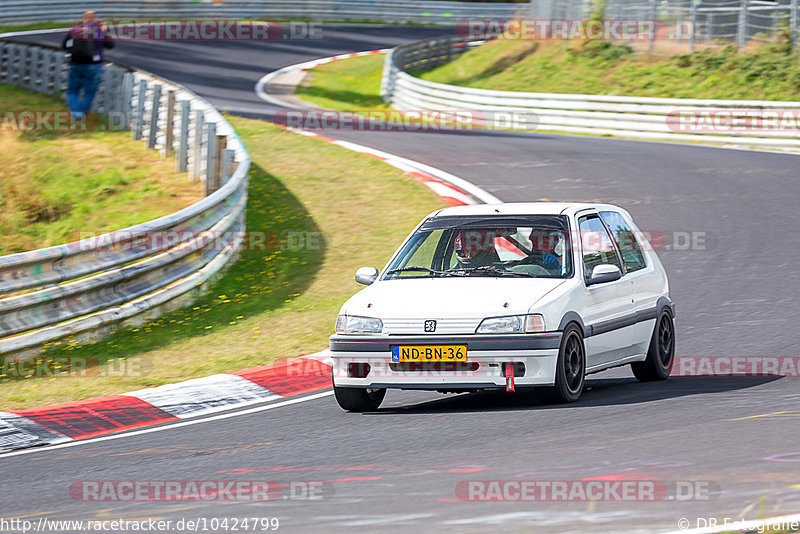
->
[453,229,497,266]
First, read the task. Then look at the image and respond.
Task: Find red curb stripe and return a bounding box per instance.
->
[232,358,332,397]
[407,171,467,195]
[405,171,474,206]
[14,396,178,440]
[441,196,470,207]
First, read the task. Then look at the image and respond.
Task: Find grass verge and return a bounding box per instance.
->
[419,36,800,100]
[0,84,201,255]
[296,54,388,111]
[0,116,444,410]
[297,35,800,110]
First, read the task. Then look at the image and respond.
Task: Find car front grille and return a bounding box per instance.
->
[381,318,482,335]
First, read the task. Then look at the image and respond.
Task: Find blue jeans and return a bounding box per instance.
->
[67,64,102,118]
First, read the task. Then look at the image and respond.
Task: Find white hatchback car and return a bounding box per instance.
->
[330,203,675,411]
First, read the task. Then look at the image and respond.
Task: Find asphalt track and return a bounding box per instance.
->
[4,26,800,533]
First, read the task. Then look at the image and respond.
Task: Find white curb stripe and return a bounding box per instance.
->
[0,412,70,451]
[123,373,280,419]
[0,391,334,458]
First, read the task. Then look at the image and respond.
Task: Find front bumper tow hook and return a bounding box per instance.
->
[504,362,515,393]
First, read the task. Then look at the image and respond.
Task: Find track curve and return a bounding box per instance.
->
[4,26,800,533]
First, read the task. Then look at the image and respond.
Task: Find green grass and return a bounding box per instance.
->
[0,85,201,255]
[0,115,445,410]
[298,35,800,108]
[296,54,388,111]
[0,21,67,34]
[419,36,800,101]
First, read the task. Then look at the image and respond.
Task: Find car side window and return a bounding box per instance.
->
[599,211,647,272]
[578,215,622,280]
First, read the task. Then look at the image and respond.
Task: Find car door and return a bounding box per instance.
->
[577,213,635,369]
[599,210,664,357]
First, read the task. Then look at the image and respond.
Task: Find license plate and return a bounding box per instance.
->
[391,345,467,362]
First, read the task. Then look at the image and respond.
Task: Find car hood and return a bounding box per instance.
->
[343,277,566,319]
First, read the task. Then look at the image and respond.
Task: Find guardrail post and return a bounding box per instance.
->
[27,47,39,92]
[221,148,235,185]
[215,134,227,186]
[690,0,698,52]
[40,50,52,93]
[165,90,176,157]
[147,84,162,149]
[120,72,133,129]
[54,52,66,98]
[100,66,114,114]
[0,43,8,84]
[737,0,748,48]
[133,79,147,140]
[792,0,798,50]
[192,110,204,181]
[177,100,190,172]
[9,44,20,87]
[204,122,218,196]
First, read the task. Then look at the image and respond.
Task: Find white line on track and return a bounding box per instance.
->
[0,391,333,459]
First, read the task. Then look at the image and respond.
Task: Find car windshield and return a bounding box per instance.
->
[384,215,573,280]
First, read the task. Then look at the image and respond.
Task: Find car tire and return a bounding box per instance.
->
[334,385,386,412]
[537,323,586,404]
[631,309,675,382]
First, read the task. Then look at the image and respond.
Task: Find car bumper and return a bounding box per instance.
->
[330,333,562,389]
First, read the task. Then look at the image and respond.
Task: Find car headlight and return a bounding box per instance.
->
[476,314,545,334]
[335,315,383,335]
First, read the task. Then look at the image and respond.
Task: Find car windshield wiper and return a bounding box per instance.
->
[385,267,463,277]
[447,266,539,278]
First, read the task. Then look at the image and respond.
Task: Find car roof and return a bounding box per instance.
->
[430,202,626,218]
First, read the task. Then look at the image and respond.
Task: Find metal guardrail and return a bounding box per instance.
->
[0,0,527,26]
[0,40,250,357]
[381,37,800,150]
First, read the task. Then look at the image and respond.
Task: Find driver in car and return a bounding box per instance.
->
[506,228,564,275]
[453,229,500,269]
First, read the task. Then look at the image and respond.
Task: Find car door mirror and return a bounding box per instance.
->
[355,266,379,285]
[587,264,622,286]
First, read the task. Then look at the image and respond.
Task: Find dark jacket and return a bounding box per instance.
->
[62,21,114,65]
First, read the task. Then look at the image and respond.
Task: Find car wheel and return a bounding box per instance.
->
[537,323,585,404]
[631,309,675,382]
[334,385,386,412]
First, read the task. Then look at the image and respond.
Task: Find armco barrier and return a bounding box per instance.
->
[0,40,250,358]
[381,37,800,150]
[0,0,526,26]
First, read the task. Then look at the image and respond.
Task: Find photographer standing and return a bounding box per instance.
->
[62,11,115,120]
